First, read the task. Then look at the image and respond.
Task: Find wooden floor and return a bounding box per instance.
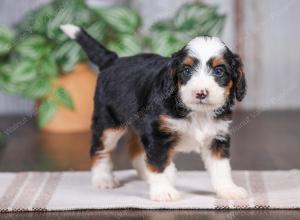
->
[0,111,300,219]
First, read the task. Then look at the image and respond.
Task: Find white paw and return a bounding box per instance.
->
[217,185,248,200]
[92,173,120,189]
[165,162,177,184]
[150,185,180,202]
[136,169,148,181]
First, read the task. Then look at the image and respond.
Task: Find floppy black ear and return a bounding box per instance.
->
[157,54,179,98]
[159,48,187,97]
[169,48,186,71]
[232,53,246,102]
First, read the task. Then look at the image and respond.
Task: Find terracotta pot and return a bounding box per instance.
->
[42,63,97,133]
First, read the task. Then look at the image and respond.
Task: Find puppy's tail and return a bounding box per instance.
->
[60,24,118,69]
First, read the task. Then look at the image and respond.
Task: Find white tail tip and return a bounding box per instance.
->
[60,24,80,39]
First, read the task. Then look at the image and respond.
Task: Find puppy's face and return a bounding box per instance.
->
[171,37,246,112]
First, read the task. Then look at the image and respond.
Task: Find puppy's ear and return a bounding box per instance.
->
[232,53,246,102]
[169,48,187,76]
[160,49,186,97]
[169,50,182,74]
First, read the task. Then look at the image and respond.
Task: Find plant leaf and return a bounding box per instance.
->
[54,41,82,72]
[0,63,19,93]
[39,54,58,76]
[0,26,14,55]
[24,78,51,98]
[9,60,37,83]
[150,20,174,33]
[150,3,226,43]
[86,22,106,42]
[151,31,185,56]
[174,3,226,37]
[54,87,74,110]
[38,100,57,127]
[108,34,142,57]
[47,0,92,41]
[17,4,55,36]
[97,6,141,34]
[16,36,49,59]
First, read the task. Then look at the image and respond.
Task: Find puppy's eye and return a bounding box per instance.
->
[213,67,224,77]
[183,67,192,77]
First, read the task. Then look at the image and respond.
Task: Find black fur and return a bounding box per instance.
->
[75,28,118,69]
[212,49,247,120]
[171,48,200,85]
[69,28,246,172]
[207,58,232,87]
[89,52,181,170]
[223,48,247,102]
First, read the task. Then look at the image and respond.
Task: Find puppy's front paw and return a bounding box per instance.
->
[92,173,120,189]
[150,185,180,202]
[217,185,248,200]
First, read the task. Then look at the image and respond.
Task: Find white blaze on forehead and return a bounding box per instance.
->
[179,37,228,112]
[186,37,226,62]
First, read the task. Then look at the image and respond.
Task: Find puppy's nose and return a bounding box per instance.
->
[196,90,209,100]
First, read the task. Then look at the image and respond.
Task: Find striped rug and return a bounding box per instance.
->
[0,170,300,212]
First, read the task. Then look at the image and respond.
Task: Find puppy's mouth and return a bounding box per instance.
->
[198,100,212,106]
[189,99,213,106]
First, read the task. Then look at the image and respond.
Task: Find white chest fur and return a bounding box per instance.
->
[166,113,231,153]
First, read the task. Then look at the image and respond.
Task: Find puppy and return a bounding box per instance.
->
[61,24,247,201]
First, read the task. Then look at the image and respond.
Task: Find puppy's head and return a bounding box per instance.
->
[170,36,246,112]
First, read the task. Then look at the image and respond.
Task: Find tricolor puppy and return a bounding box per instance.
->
[61,24,247,201]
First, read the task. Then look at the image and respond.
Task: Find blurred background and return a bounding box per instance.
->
[0,0,299,172]
[1,0,300,116]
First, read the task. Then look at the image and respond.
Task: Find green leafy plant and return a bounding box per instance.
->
[150,3,226,56]
[0,0,225,127]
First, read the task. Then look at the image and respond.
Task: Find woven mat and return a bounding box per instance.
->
[0,170,300,212]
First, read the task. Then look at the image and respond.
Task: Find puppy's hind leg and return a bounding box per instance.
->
[90,108,126,189]
[91,127,126,189]
[127,129,148,180]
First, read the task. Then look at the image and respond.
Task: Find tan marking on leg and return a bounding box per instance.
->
[91,127,126,189]
[92,127,125,167]
[144,114,178,173]
[145,140,177,174]
[126,130,148,180]
[100,127,126,150]
[91,151,112,167]
[159,114,174,134]
[127,129,144,159]
[146,163,161,173]
[211,149,226,160]
[211,144,228,160]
